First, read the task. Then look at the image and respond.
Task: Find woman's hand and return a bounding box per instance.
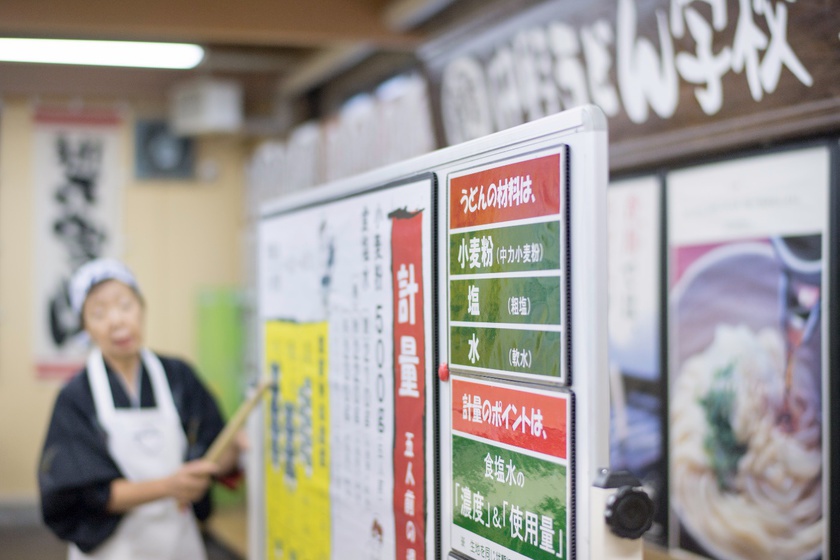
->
[166,459,219,508]
[213,430,249,476]
[107,460,220,514]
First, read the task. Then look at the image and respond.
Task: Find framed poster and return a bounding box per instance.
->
[607,176,667,546]
[258,175,436,560]
[667,145,831,559]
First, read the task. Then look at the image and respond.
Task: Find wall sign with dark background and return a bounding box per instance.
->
[420,0,840,172]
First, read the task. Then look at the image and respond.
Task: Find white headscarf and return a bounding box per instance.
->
[69,258,141,316]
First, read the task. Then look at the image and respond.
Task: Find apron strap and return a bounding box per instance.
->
[139,349,180,423]
[87,348,117,425]
[87,348,181,425]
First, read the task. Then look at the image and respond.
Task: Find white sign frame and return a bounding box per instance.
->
[252,105,609,560]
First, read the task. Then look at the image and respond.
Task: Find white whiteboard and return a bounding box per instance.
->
[252,105,609,560]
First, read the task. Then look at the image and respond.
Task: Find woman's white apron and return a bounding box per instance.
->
[69,348,206,560]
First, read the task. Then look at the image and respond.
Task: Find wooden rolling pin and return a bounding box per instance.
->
[203,378,275,465]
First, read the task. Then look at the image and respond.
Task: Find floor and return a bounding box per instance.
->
[0,523,243,560]
[207,503,249,558]
[0,505,678,560]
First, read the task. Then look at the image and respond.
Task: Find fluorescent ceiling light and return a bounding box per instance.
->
[0,38,204,69]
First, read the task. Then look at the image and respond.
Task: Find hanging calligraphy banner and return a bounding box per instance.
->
[32,107,124,379]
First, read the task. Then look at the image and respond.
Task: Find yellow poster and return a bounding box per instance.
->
[264,320,330,560]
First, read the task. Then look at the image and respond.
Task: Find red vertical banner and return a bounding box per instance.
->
[391,210,426,560]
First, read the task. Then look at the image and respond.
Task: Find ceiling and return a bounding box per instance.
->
[0,0,477,127]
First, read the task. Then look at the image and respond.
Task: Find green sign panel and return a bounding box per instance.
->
[452,435,568,560]
[450,277,561,325]
[448,215,566,382]
[449,221,561,275]
[450,326,561,377]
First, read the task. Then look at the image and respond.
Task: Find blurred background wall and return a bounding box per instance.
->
[0,96,246,504]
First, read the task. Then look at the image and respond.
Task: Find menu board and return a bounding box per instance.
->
[667,146,830,560]
[447,150,569,384]
[446,147,576,560]
[259,176,434,560]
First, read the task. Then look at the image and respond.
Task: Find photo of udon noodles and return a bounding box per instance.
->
[670,240,823,560]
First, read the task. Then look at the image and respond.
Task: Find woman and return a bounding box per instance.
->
[38,259,241,559]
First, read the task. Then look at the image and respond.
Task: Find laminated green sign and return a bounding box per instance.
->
[450,326,562,378]
[452,435,568,560]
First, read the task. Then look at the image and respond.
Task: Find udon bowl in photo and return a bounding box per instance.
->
[670,242,823,560]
